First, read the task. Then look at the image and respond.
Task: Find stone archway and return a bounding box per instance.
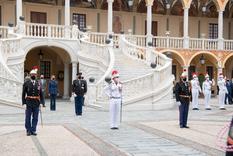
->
[160,49,185,81]
[223,54,233,79]
[24,46,73,99]
[188,52,218,94]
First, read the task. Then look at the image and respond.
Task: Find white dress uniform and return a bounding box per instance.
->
[218,76,228,109]
[202,78,213,109]
[191,76,201,109]
[104,70,122,129]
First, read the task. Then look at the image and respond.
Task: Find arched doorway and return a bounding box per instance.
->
[188,52,218,95]
[24,46,73,99]
[223,54,233,79]
[162,51,185,82]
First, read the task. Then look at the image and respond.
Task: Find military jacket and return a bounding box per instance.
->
[22,80,43,108]
[175,81,191,102]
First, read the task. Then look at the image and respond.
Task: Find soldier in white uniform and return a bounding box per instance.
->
[218,73,228,110]
[104,70,122,130]
[202,74,215,110]
[191,73,202,110]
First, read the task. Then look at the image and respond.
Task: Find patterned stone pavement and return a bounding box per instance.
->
[0,97,232,156]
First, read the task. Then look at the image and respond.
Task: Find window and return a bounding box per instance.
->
[209,23,218,39]
[40,61,51,79]
[72,13,86,31]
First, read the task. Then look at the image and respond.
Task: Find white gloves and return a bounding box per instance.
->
[176,101,181,106]
[72,93,77,97]
[22,104,26,109]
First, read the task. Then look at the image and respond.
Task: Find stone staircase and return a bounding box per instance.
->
[113,49,153,81]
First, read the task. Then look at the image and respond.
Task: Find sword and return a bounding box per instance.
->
[39,106,43,127]
[120,96,123,123]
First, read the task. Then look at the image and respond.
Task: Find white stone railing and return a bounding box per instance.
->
[119,35,172,102]
[87,32,119,47]
[0,26,9,38]
[189,38,218,50]
[79,35,115,106]
[0,37,21,62]
[0,50,22,103]
[224,40,233,51]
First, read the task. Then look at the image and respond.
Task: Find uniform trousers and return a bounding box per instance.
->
[179,98,189,127]
[219,90,226,108]
[191,89,199,109]
[25,107,39,133]
[203,90,211,108]
[50,94,56,110]
[41,91,46,106]
[110,98,121,128]
[75,96,83,115]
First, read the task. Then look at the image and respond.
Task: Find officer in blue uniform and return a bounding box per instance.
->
[72,73,87,116]
[175,72,191,128]
[22,67,42,136]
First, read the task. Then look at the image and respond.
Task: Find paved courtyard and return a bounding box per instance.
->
[0,98,232,156]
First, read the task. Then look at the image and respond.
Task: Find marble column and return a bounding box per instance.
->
[16,0,22,25]
[63,63,70,99]
[146,2,153,45]
[183,8,189,48]
[218,10,224,50]
[107,0,114,34]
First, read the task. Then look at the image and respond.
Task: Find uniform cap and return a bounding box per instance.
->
[112,70,119,78]
[192,73,197,78]
[181,72,187,78]
[30,66,38,75]
[205,74,209,78]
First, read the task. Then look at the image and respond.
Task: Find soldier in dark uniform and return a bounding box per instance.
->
[175,72,191,128]
[72,73,87,116]
[22,68,43,136]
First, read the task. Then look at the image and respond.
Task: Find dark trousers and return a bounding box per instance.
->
[75,96,83,115]
[225,93,232,104]
[179,98,189,127]
[25,107,39,132]
[50,94,56,111]
[226,143,233,156]
[41,91,46,106]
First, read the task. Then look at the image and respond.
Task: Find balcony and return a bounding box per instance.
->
[1,22,233,51]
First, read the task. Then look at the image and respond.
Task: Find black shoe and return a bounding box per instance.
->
[205,108,211,110]
[192,108,199,110]
[220,108,226,110]
[31,132,37,136]
[180,126,184,128]
[26,131,31,136]
[184,126,189,128]
[110,127,119,130]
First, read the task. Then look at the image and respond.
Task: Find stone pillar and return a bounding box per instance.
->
[16,0,22,25]
[63,63,70,99]
[183,8,189,49]
[146,1,153,45]
[65,0,70,38]
[72,62,77,82]
[107,0,114,34]
[218,10,224,50]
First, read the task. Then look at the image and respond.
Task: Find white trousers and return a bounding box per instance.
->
[192,89,199,108]
[109,99,121,128]
[203,90,211,108]
[219,91,226,108]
